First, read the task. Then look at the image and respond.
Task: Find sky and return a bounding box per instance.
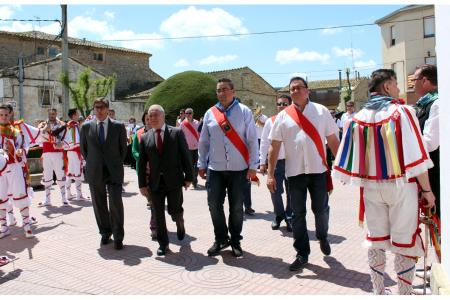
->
[0,4,406,88]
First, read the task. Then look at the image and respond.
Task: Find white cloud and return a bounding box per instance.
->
[103,30,163,51]
[174,58,190,67]
[69,15,110,37]
[104,11,115,19]
[160,6,249,41]
[0,6,14,19]
[275,48,330,65]
[322,27,343,35]
[198,54,238,66]
[354,59,377,69]
[332,47,364,59]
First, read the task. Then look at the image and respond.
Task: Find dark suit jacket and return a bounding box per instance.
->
[138,125,194,191]
[80,118,127,184]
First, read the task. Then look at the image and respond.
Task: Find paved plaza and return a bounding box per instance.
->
[1,167,430,294]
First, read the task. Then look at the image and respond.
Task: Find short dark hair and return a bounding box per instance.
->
[4,103,13,113]
[417,64,437,86]
[141,111,148,124]
[278,94,292,104]
[93,97,110,108]
[368,69,397,93]
[68,108,78,118]
[0,104,9,111]
[48,108,57,113]
[289,76,308,88]
[346,100,355,107]
[217,78,234,89]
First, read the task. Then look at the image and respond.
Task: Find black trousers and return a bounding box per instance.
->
[150,176,184,247]
[189,149,199,185]
[89,181,124,242]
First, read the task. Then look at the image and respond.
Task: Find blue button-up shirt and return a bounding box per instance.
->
[198,98,259,171]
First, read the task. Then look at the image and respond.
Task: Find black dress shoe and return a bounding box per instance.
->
[271,216,283,230]
[157,245,169,256]
[289,255,308,271]
[231,244,243,257]
[286,219,293,232]
[114,241,123,250]
[319,239,331,256]
[101,235,112,245]
[176,217,185,241]
[244,207,255,215]
[207,240,230,256]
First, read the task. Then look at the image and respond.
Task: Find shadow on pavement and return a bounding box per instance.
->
[156,233,219,271]
[97,244,153,266]
[40,205,83,219]
[296,256,396,292]
[244,210,273,222]
[222,250,296,279]
[280,230,346,245]
[0,268,23,284]
[122,191,138,198]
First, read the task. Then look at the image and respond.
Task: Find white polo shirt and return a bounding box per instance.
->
[269,101,339,177]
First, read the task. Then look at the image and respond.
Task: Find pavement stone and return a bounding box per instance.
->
[0,166,435,294]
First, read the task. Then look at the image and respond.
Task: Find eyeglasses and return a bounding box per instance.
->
[185,112,193,115]
[289,86,307,92]
[216,88,231,93]
[277,102,289,107]
[94,105,107,110]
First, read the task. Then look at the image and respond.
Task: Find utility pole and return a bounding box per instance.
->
[338,69,342,90]
[61,4,69,116]
[18,54,24,119]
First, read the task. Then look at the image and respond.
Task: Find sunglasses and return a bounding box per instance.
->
[277,102,289,107]
[185,112,193,115]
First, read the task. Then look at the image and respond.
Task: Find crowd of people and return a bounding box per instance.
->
[0,64,440,295]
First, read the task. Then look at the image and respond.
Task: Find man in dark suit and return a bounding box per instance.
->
[138,104,193,256]
[80,97,127,250]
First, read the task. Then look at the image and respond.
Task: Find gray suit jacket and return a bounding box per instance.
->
[138,125,193,191]
[80,118,127,184]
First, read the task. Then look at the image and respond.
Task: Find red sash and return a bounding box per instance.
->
[182,119,199,141]
[270,115,277,123]
[285,104,333,192]
[211,106,249,165]
[136,127,145,142]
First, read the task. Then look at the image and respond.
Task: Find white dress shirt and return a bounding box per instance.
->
[259,116,285,164]
[96,117,110,140]
[269,102,339,177]
[423,100,439,152]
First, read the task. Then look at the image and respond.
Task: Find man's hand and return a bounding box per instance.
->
[16,149,24,157]
[259,164,267,175]
[247,169,256,180]
[422,191,436,208]
[199,168,206,179]
[184,181,192,190]
[140,187,149,197]
[266,175,277,193]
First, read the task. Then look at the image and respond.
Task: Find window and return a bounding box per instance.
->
[391,62,397,74]
[93,52,104,61]
[424,16,435,38]
[48,47,58,57]
[38,87,52,106]
[37,47,45,55]
[390,25,397,46]
[425,56,437,65]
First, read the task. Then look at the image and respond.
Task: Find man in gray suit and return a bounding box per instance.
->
[138,104,193,256]
[80,97,127,250]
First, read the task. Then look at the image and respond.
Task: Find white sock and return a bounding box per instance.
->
[368,249,386,295]
[394,253,416,295]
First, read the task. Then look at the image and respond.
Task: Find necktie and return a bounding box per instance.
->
[98,122,105,144]
[156,129,163,155]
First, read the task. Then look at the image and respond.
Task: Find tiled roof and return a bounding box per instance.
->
[375,5,433,24]
[0,30,150,55]
[208,66,276,92]
[279,78,366,92]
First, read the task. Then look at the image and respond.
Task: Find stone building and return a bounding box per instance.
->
[278,77,369,112]
[376,5,435,103]
[0,30,163,97]
[0,56,107,123]
[208,66,278,116]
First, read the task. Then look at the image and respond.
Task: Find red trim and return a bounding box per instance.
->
[352,108,400,127]
[13,194,27,201]
[285,104,333,191]
[211,106,250,165]
[359,187,365,224]
[366,235,390,241]
[182,120,200,141]
[402,107,428,162]
[404,157,429,170]
[397,277,412,285]
[334,165,404,180]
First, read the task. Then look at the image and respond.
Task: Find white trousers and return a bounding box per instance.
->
[0,163,29,209]
[42,152,65,185]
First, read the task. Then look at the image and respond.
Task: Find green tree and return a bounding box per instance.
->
[59,68,116,118]
[146,71,217,125]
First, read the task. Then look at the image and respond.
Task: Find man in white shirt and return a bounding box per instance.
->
[267,77,340,271]
[337,100,355,137]
[259,95,292,231]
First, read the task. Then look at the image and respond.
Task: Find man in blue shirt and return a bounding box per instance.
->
[198,78,259,257]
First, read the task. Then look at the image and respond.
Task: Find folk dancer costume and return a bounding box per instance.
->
[416,90,441,261]
[332,94,434,294]
[39,120,69,206]
[6,120,42,227]
[0,124,34,238]
[62,120,87,201]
